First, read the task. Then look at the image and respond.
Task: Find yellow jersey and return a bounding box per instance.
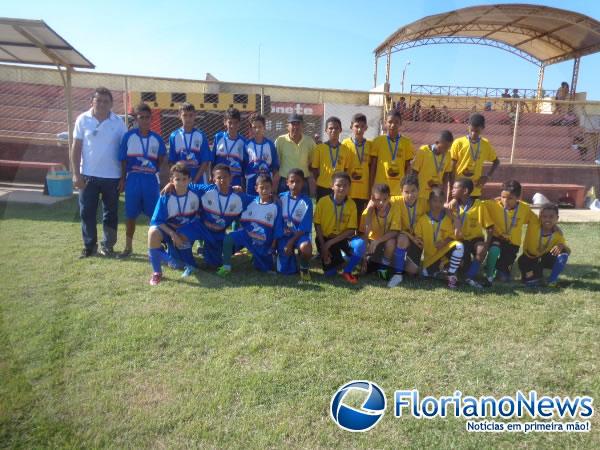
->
[450,136,497,197]
[359,202,402,240]
[390,195,429,235]
[412,144,453,199]
[522,217,567,258]
[342,137,371,200]
[371,134,415,196]
[454,198,489,241]
[484,200,536,247]
[311,142,353,188]
[414,212,460,268]
[314,195,357,237]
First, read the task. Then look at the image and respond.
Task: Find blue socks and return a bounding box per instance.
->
[393,248,407,274]
[549,253,569,282]
[466,260,481,279]
[149,248,166,273]
[343,238,365,274]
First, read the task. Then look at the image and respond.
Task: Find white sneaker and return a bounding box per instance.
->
[387,274,403,288]
[465,278,483,289]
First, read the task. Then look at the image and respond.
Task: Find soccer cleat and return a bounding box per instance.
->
[547,280,559,288]
[524,278,541,287]
[181,265,198,278]
[149,272,162,286]
[447,275,458,289]
[377,268,390,281]
[341,272,358,284]
[98,245,114,257]
[496,271,511,282]
[387,274,403,288]
[79,246,96,258]
[465,278,483,289]
[484,276,494,286]
[216,266,231,277]
[117,248,132,259]
[300,270,312,282]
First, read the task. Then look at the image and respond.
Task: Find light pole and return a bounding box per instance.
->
[401,61,411,94]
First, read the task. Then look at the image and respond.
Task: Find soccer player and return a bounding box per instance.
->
[483,180,537,284]
[314,172,366,284]
[387,174,429,287]
[449,113,500,199]
[244,114,279,194]
[176,164,248,270]
[276,169,314,281]
[412,130,454,201]
[118,103,166,257]
[311,116,353,200]
[370,110,415,196]
[342,113,372,217]
[517,203,570,287]
[359,184,401,282]
[168,102,211,183]
[217,174,282,275]
[414,187,464,289]
[213,107,246,188]
[147,163,201,285]
[447,178,490,289]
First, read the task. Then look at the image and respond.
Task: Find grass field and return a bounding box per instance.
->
[1,197,599,449]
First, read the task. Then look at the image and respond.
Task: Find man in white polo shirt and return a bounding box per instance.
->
[71,87,128,258]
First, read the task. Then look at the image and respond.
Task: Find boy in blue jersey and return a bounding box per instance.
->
[213,108,247,188]
[216,174,282,275]
[168,102,211,183]
[147,163,201,285]
[176,164,248,269]
[244,114,279,194]
[118,103,166,257]
[276,169,314,281]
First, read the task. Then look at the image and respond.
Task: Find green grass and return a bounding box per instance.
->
[0,198,599,449]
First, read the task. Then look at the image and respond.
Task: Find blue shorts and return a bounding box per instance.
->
[125,172,159,219]
[276,234,311,274]
[228,230,274,272]
[178,221,224,267]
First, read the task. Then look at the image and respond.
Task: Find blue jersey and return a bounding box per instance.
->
[240,197,283,248]
[150,189,201,228]
[212,132,246,183]
[119,128,166,175]
[244,138,279,179]
[168,127,211,179]
[279,191,313,238]
[189,183,250,237]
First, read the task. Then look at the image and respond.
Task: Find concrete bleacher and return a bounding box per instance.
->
[401,109,590,164]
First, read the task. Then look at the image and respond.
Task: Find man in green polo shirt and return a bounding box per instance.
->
[274,113,316,196]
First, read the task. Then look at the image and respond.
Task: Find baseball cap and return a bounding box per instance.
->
[287,113,304,123]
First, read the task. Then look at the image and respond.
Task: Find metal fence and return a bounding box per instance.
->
[1,64,599,174]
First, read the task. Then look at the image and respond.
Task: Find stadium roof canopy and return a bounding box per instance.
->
[373,4,600,95]
[0,17,94,68]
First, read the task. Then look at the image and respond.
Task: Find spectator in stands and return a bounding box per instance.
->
[274,113,316,196]
[409,99,422,121]
[550,110,578,127]
[510,89,520,113]
[71,87,128,258]
[555,82,569,114]
[424,105,439,122]
[394,97,407,118]
[484,102,493,112]
[501,88,511,112]
[439,105,453,123]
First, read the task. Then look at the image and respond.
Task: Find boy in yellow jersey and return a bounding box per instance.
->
[517,203,570,287]
[447,178,490,289]
[414,187,464,289]
[311,116,352,200]
[483,180,537,283]
[370,110,415,196]
[359,184,401,281]
[449,113,500,199]
[412,130,454,201]
[343,113,372,217]
[387,174,429,287]
[314,172,365,284]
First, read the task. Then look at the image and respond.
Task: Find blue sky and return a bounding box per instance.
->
[4,0,600,98]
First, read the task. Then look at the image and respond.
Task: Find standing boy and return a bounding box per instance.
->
[118,103,167,257]
[213,108,247,188]
[311,116,353,200]
[168,102,211,183]
[370,111,415,196]
[342,113,372,217]
[314,172,365,284]
[412,130,454,201]
[450,113,500,199]
[244,115,279,194]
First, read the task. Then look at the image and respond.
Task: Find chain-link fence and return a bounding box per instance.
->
[1,64,599,187]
